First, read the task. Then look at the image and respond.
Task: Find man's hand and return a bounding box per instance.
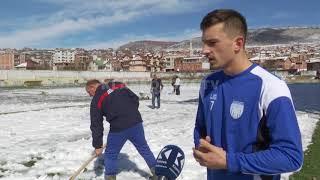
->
[197,136,211,153]
[193,136,227,169]
[94,148,103,156]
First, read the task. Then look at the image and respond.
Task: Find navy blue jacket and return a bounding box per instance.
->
[90,82,142,148]
[151,78,163,93]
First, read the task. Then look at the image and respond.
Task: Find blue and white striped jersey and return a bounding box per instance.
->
[194,64,303,180]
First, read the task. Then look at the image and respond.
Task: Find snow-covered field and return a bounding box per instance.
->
[0,83,319,180]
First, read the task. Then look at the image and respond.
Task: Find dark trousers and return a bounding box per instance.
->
[175,85,180,95]
[104,123,156,175]
[171,82,175,93]
[152,92,160,108]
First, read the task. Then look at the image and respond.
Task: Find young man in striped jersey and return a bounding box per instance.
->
[193,9,303,180]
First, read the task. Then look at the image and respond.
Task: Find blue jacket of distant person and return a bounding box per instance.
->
[194,64,303,180]
[90,82,142,148]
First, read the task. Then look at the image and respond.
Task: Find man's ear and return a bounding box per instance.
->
[233,36,245,52]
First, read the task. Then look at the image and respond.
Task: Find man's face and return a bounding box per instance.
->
[202,23,236,70]
[86,85,97,97]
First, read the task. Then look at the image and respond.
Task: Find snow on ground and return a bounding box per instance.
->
[0,83,318,180]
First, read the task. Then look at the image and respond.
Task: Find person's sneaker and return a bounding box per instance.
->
[104,175,116,180]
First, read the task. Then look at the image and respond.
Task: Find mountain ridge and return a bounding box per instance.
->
[117,27,320,51]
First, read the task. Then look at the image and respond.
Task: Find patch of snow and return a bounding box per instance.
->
[0,84,318,179]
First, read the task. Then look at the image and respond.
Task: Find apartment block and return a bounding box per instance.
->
[0,53,14,70]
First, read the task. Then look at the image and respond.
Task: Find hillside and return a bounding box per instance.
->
[117,27,320,51]
[167,27,320,50]
[117,40,178,51]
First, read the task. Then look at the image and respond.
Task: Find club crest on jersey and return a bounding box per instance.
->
[230,101,244,119]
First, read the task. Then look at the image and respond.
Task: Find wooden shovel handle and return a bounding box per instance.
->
[69,144,106,180]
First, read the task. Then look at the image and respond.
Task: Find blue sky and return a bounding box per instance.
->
[0,0,319,49]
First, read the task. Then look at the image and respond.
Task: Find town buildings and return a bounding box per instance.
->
[0,43,319,75]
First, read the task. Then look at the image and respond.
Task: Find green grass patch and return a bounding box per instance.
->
[47,172,62,177]
[0,167,9,178]
[21,155,43,167]
[22,160,37,167]
[0,167,8,172]
[33,156,43,161]
[290,119,320,180]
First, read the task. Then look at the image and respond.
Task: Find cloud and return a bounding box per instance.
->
[0,11,141,48]
[37,0,208,14]
[0,0,211,48]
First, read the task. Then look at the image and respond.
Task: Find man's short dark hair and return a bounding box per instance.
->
[86,79,101,87]
[200,9,247,42]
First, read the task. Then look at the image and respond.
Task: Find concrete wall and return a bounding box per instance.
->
[0,70,151,87]
[152,72,210,80]
[0,70,211,87]
[1,70,317,87]
[300,70,317,76]
[270,71,289,80]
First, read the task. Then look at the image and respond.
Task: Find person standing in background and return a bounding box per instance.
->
[174,75,181,95]
[171,76,177,94]
[150,74,163,109]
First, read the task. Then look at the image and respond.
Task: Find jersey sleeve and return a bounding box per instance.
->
[194,79,207,148]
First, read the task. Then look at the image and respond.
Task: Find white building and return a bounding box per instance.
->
[104,58,113,71]
[164,55,183,72]
[53,50,75,64]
